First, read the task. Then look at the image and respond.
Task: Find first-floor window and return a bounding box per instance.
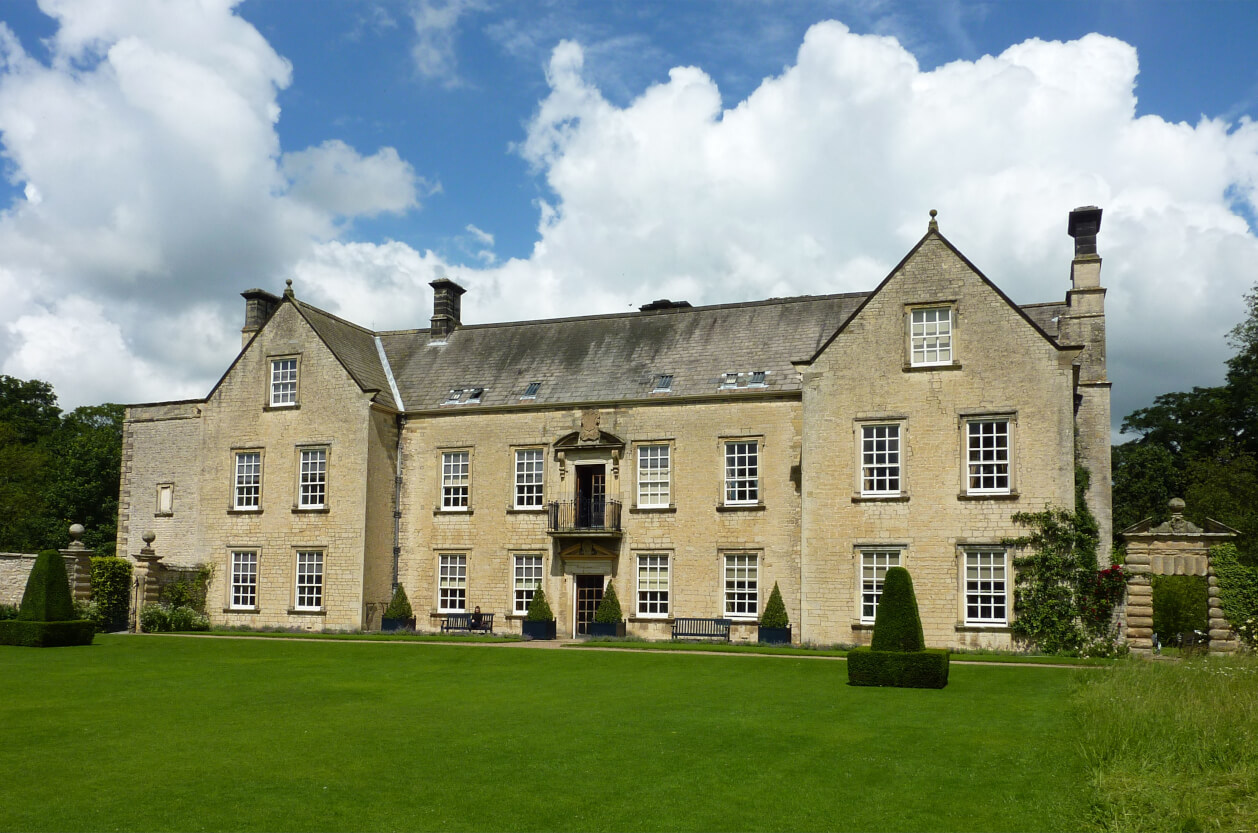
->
[234,451,261,509]
[861,549,901,622]
[637,444,671,507]
[295,550,324,610]
[724,553,758,617]
[513,554,543,615]
[439,554,467,612]
[231,551,258,609]
[298,448,327,508]
[515,449,544,508]
[442,451,470,510]
[967,419,1010,494]
[724,441,759,505]
[861,424,901,495]
[965,549,1008,625]
[637,554,670,616]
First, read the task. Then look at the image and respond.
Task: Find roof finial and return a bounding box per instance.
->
[928,208,938,231]
[284,278,294,299]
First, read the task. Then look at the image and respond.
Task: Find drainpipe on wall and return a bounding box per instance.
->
[391,415,406,593]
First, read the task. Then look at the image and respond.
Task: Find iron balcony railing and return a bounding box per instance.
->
[547,498,623,534]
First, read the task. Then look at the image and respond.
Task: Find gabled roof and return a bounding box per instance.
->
[293,301,396,409]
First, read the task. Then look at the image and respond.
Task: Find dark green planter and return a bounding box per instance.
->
[522,619,557,640]
[381,617,415,632]
[758,625,791,645]
[588,621,626,638]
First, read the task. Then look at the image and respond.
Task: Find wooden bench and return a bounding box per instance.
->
[671,617,732,641]
[440,612,494,634]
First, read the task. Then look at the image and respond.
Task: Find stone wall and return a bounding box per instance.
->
[0,552,92,606]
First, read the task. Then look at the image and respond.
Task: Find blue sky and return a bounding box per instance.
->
[0,0,1256,432]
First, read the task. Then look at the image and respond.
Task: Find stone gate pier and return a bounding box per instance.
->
[1119,498,1240,657]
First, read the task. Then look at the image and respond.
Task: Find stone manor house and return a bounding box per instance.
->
[116,207,1112,647]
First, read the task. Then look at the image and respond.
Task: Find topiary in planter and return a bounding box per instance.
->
[848,567,947,688]
[758,581,792,644]
[589,582,626,637]
[869,567,925,651]
[382,585,416,632]
[522,587,556,640]
[0,550,94,647]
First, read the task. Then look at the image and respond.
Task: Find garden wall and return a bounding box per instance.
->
[0,552,92,606]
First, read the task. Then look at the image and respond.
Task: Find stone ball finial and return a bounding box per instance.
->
[142,530,156,546]
[69,523,84,542]
[929,209,937,219]
[928,208,939,231]
[1168,497,1186,514]
[286,279,293,289]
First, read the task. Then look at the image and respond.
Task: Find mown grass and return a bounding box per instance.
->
[1075,654,1258,832]
[199,629,521,643]
[0,634,1087,832]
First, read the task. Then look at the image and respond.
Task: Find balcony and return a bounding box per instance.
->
[547,499,623,536]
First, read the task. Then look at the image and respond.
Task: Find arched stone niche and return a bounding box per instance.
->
[1119,498,1240,656]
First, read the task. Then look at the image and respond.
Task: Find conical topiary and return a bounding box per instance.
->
[761,582,789,628]
[870,566,925,652]
[525,586,554,621]
[20,550,76,622]
[0,549,94,647]
[593,582,623,623]
[384,585,414,620]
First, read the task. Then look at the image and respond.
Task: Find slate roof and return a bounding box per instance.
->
[378,293,871,410]
[294,301,397,409]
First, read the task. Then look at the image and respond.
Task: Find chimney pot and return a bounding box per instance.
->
[1067,206,1103,258]
[240,288,282,347]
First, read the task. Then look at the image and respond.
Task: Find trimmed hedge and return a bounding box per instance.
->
[593,583,622,623]
[20,550,76,622]
[870,567,925,652]
[90,556,132,632]
[526,587,554,622]
[0,619,96,647]
[846,648,951,689]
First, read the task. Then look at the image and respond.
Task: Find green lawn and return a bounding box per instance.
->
[0,635,1088,832]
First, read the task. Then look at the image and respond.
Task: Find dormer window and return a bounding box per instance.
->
[269,357,298,407]
[720,373,738,389]
[466,388,484,403]
[748,371,766,387]
[652,374,673,392]
[445,389,463,404]
[522,381,541,399]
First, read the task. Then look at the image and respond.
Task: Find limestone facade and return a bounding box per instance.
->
[117,209,1111,646]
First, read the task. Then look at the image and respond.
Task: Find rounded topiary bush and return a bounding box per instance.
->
[384,585,414,620]
[870,566,925,652]
[593,582,623,623]
[526,587,554,621]
[761,582,789,628]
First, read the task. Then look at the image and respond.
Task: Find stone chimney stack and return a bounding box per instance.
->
[1060,205,1112,562]
[240,288,281,349]
[430,278,466,340]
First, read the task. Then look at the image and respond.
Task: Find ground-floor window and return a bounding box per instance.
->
[723,552,758,617]
[637,554,669,616]
[964,548,1008,625]
[295,550,323,610]
[513,554,543,615]
[230,551,258,609]
[439,554,467,612]
[860,549,901,623]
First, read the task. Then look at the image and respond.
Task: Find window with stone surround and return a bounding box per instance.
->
[965,418,1011,495]
[723,552,758,618]
[298,448,327,509]
[156,483,174,516]
[637,444,671,508]
[230,550,258,609]
[438,554,467,612]
[514,448,544,508]
[723,440,759,505]
[860,549,901,623]
[963,548,1008,625]
[637,554,670,617]
[909,307,952,366]
[269,357,298,406]
[295,550,324,610]
[512,554,542,615]
[233,451,262,510]
[441,450,470,510]
[860,424,901,496]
